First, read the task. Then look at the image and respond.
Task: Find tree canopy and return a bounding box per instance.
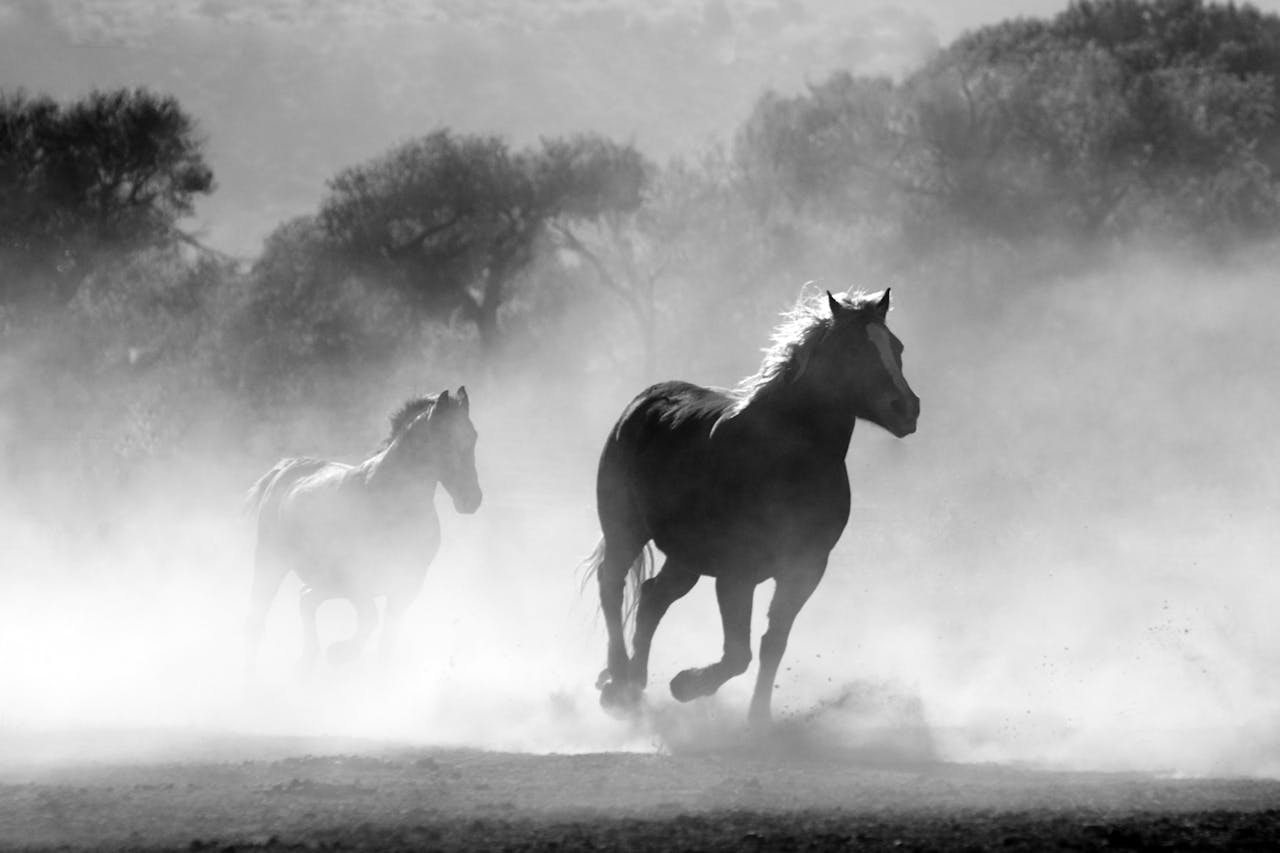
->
[0,88,215,311]
[735,0,1280,247]
[314,130,647,348]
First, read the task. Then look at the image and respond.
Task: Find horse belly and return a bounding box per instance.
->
[279,494,439,598]
[645,462,848,579]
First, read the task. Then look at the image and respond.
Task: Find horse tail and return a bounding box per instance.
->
[579,537,656,633]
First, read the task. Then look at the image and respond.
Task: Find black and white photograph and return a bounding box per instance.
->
[3,0,1280,849]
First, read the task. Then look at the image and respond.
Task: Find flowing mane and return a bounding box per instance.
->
[726,288,880,416]
[383,394,438,447]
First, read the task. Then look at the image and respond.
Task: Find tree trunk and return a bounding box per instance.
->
[473,261,508,355]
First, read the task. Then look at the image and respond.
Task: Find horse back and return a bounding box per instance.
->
[246,457,336,518]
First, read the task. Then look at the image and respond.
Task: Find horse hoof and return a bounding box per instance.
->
[599,679,642,717]
[669,669,701,703]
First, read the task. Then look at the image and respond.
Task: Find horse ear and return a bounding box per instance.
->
[874,288,891,322]
[457,386,469,412]
[827,291,843,318]
[438,389,452,405]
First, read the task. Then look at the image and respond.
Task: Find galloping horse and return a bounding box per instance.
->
[586,289,919,726]
[244,388,481,670]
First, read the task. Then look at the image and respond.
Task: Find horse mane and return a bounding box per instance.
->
[382,393,439,448]
[726,287,880,417]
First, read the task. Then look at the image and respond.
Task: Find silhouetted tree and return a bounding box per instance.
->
[318,130,646,350]
[225,215,417,401]
[735,73,916,220]
[925,0,1280,239]
[734,0,1280,249]
[0,88,215,312]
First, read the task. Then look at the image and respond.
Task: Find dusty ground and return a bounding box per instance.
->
[3,730,1280,851]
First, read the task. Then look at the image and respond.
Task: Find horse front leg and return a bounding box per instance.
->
[669,574,753,703]
[748,564,823,728]
[378,584,420,668]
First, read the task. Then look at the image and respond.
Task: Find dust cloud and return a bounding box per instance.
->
[2,242,1280,779]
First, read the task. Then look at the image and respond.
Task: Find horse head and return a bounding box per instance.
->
[398,387,482,513]
[825,289,920,437]
[429,387,483,514]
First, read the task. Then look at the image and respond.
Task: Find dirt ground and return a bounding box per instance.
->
[3,730,1280,851]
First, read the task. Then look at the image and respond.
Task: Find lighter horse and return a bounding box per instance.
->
[244,388,481,670]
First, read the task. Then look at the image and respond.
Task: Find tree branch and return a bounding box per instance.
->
[384,214,461,260]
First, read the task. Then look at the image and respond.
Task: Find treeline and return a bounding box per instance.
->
[2,0,1279,508]
[742,0,1280,246]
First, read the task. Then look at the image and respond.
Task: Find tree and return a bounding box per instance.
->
[727,0,1280,251]
[0,88,215,312]
[548,156,711,377]
[734,73,915,220]
[225,215,418,402]
[923,0,1280,241]
[317,130,647,350]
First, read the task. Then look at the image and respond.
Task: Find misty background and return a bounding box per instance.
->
[3,0,1280,777]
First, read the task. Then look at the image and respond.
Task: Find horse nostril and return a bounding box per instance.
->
[891,396,920,421]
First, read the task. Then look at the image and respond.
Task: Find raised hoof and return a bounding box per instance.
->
[669,668,702,703]
[599,679,643,717]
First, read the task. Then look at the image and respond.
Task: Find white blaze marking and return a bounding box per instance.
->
[867,324,910,396]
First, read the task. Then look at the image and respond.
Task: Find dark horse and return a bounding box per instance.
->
[244,388,481,670]
[586,289,919,726]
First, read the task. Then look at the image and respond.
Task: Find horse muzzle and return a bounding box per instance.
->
[452,488,483,515]
[878,392,920,438]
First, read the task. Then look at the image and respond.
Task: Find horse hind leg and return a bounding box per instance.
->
[243,548,287,681]
[328,595,379,666]
[669,574,754,704]
[594,534,647,713]
[298,586,324,674]
[628,559,699,690]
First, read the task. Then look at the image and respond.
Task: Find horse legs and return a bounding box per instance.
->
[628,560,699,689]
[669,575,754,703]
[243,549,287,679]
[378,588,418,667]
[596,535,645,712]
[748,567,823,728]
[328,596,379,665]
[299,586,323,672]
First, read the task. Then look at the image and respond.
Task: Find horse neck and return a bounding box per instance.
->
[740,359,857,456]
[360,434,439,496]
